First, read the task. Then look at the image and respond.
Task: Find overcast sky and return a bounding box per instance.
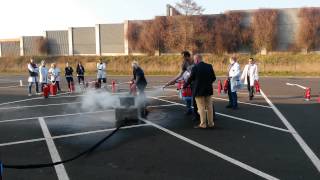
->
[0,0,319,39]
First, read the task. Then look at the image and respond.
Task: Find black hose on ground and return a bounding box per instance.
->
[2,125,121,170]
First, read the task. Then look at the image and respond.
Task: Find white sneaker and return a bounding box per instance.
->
[28,94,32,97]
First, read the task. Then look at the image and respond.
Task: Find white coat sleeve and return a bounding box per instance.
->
[255,65,259,81]
[28,64,34,72]
[241,65,247,81]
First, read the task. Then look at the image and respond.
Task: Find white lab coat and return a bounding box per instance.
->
[27,63,39,83]
[97,63,106,79]
[241,64,259,87]
[48,68,61,82]
[228,62,241,92]
[39,66,48,84]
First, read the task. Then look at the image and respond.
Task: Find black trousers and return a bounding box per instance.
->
[247,76,254,98]
[77,76,84,84]
[192,94,200,120]
[66,77,74,90]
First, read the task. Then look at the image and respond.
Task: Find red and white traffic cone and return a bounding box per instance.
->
[112,80,116,93]
[217,80,222,96]
[305,88,311,101]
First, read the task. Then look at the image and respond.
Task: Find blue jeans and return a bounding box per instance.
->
[227,80,238,108]
[231,92,238,108]
[28,82,39,94]
[183,97,192,113]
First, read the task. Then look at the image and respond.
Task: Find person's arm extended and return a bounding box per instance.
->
[164,71,184,87]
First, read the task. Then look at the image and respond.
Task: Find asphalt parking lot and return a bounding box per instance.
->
[0,75,319,180]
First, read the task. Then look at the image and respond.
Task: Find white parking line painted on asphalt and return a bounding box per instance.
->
[0,102,178,124]
[212,97,272,109]
[149,96,289,133]
[285,83,307,90]
[52,124,150,139]
[0,110,114,124]
[38,117,70,180]
[141,118,279,180]
[0,92,70,106]
[0,124,150,148]
[216,112,290,133]
[260,90,320,173]
[0,138,45,147]
[0,85,26,89]
[0,102,82,110]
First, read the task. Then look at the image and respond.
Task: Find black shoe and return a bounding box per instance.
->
[226,105,233,109]
[232,107,239,110]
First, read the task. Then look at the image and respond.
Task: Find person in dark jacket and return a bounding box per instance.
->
[65,62,74,92]
[76,61,85,84]
[163,51,200,120]
[132,61,147,95]
[184,54,216,129]
[131,61,148,117]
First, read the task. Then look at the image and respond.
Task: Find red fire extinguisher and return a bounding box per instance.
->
[223,79,228,94]
[217,80,222,95]
[112,80,116,93]
[255,80,261,93]
[130,81,137,96]
[43,84,50,98]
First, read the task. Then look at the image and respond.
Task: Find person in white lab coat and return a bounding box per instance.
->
[27,59,40,96]
[97,59,107,87]
[48,63,61,92]
[226,57,241,109]
[39,60,48,92]
[241,58,259,100]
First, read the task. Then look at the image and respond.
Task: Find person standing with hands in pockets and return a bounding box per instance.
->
[97,59,107,88]
[226,57,241,110]
[65,62,74,92]
[76,61,85,84]
[241,58,259,100]
[27,59,40,96]
[48,63,61,93]
[39,60,48,93]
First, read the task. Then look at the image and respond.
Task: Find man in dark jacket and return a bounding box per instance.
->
[185,54,216,129]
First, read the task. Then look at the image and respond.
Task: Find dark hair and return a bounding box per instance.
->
[249,57,254,61]
[181,51,191,58]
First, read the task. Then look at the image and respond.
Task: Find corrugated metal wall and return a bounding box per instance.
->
[100,24,125,54]
[46,30,69,56]
[72,27,96,55]
[23,36,43,56]
[0,41,20,57]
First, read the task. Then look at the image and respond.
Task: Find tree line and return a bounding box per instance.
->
[127,7,320,55]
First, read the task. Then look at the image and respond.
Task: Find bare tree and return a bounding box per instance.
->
[175,0,204,16]
[175,0,205,51]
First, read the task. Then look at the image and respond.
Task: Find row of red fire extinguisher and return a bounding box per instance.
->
[216,79,260,95]
[43,82,75,98]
